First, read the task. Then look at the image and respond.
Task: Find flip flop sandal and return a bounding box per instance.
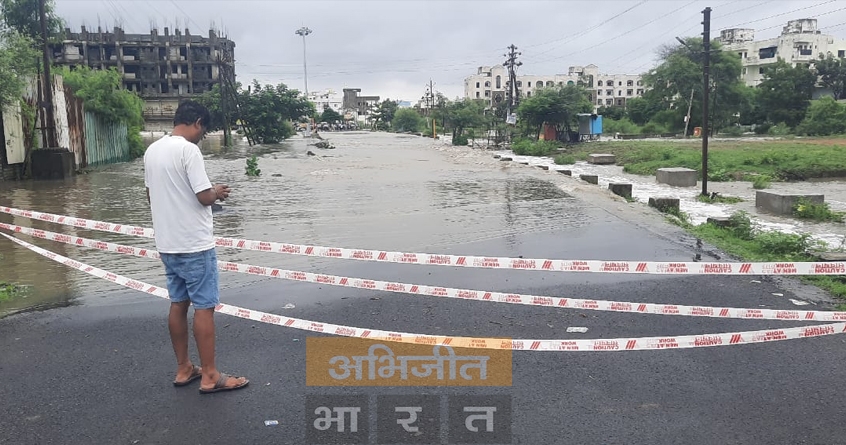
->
[199,373,249,394]
[173,365,202,387]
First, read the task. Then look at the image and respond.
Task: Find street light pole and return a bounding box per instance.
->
[295,26,312,136]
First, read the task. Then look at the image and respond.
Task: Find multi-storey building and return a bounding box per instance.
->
[342,88,380,122]
[464,64,645,109]
[50,26,236,131]
[308,89,344,114]
[718,19,846,94]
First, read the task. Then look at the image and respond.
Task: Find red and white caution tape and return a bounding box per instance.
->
[2,231,844,351]
[4,221,846,322]
[3,205,846,276]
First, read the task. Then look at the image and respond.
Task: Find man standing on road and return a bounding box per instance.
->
[144,100,249,394]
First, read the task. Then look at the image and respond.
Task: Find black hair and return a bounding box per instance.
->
[173,100,211,128]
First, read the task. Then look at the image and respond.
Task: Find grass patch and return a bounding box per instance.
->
[752,175,771,189]
[562,138,846,181]
[511,139,561,157]
[696,193,744,204]
[688,211,846,299]
[0,281,27,302]
[553,154,576,165]
[793,199,845,223]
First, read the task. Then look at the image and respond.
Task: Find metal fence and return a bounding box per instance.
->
[83,111,129,167]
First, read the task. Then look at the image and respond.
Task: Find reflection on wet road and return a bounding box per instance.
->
[0,132,590,315]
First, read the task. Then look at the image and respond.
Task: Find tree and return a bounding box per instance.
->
[623,97,660,126]
[318,106,343,124]
[0,29,38,108]
[0,0,63,41]
[392,108,425,133]
[757,58,816,128]
[597,106,625,121]
[59,66,146,157]
[238,81,314,144]
[813,53,846,100]
[370,99,398,130]
[795,97,846,136]
[443,99,485,140]
[516,85,593,138]
[642,38,744,134]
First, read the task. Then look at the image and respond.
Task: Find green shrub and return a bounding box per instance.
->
[245,156,261,176]
[755,231,811,256]
[641,121,667,135]
[793,199,844,222]
[727,211,755,240]
[767,122,791,136]
[511,139,559,156]
[795,97,846,136]
[602,118,640,135]
[554,154,576,165]
[452,134,469,146]
[752,175,771,189]
[754,123,771,135]
[721,126,744,137]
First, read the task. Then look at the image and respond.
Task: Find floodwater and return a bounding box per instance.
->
[497,150,846,247]
[0,132,588,316]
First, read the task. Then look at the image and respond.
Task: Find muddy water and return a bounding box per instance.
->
[498,151,846,247]
[0,132,587,316]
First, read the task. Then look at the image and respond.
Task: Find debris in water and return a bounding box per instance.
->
[567,327,589,333]
[283,303,295,309]
[772,293,784,297]
[790,299,810,306]
[750,280,762,284]
[264,420,279,426]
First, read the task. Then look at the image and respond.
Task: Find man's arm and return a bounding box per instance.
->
[196,187,219,206]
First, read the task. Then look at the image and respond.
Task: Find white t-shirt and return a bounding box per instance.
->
[144,135,215,254]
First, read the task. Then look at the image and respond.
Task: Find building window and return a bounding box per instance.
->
[618,90,622,96]
[597,99,603,105]
[588,94,593,101]
[475,82,480,88]
[496,75,501,89]
[627,80,633,87]
[759,67,765,74]
[485,90,490,97]
[484,81,490,87]
[606,80,613,86]
[597,90,602,96]
[627,89,633,96]
[546,81,554,87]
[618,81,622,86]
[637,80,643,86]
[517,80,522,87]
[839,50,845,58]
[636,89,644,95]
[527,91,532,97]
[476,92,480,98]
[567,80,574,86]
[606,98,613,105]
[617,99,623,106]
[738,52,743,58]
[742,68,747,75]
[759,47,776,59]
[527,81,532,88]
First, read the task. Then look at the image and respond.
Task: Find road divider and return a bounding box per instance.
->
[3,221,845,322]
[3,205,846,275]
[3,231,844,351]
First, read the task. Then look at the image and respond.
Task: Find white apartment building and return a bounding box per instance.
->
[718,19,846,93]
[463,64,645,109]
[307,89,344,114]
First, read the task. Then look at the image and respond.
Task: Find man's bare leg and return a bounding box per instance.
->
[194,308,247,389]
[169,301,198,381]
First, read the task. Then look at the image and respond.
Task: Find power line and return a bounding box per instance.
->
[723,0,836,29]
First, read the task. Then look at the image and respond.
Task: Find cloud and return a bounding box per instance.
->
[55,0,846,101]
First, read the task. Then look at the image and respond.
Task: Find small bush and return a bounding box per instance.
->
[452,134,469,146]
[721,126,744,137]
[727,211,755,240]
[754,123,771,135]
[554,154,576,165]
[752,175,771,189]
[641,121,667,135]
[755,231,811,256]
[245,156,261,176]
[511,139,559,156]
[602,118,640,135]
[697,194,744,205]
[768,122,791,136]
[793,199,844,223]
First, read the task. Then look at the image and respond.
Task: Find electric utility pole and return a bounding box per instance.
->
[296,26,312,136]
[38,0,57,148]
[701,6,712,197]
[503,44,522,115]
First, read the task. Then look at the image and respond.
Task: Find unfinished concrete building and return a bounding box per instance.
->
[51,26,236,131]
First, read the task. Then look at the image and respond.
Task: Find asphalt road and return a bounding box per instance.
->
[2,171,846,445]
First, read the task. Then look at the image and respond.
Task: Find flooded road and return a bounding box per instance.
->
[0,132,589,316]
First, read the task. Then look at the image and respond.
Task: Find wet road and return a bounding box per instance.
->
[2,132,846,444]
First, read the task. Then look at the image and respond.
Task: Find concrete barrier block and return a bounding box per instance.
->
[519,161,530,165]
[588,154,616,165]
[493,154,502,159]
[656,167,698,187]
[648,197,680,213]
[557,169,572,176]
[580,174,599,185]
[538,165,551,170]
[707,216,734,228]
[756,191,824,216]
[608,183,632,198]
[500,156,513,161]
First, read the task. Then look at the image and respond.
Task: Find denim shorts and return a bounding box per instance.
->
[160,248,220,310]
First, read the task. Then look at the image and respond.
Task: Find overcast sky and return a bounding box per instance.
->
[55,0,846,102]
